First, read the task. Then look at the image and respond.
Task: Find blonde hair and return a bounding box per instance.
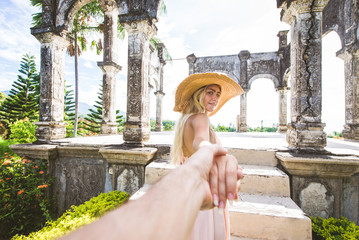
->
[172,87,207,165]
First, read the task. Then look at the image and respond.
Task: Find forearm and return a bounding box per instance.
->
[61,165,206,240]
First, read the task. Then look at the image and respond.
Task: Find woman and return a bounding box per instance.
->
[172,72,244,240]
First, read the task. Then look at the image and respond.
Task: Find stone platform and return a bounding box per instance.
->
[50,131,359,155]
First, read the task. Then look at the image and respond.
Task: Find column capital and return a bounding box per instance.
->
[276,87,290,92]
[154,90,165,97]
[186,53,197,64]
[279,0,330,25]
[32,31,69,47]
[97,61,122,73]
[238,50,251,61]
[98,0,118,12]
[122,20,157,39]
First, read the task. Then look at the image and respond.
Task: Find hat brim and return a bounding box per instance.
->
[173,72,244,117]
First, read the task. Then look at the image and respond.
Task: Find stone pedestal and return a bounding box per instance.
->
[32,32,69,142]
[98,1,121,135]
[276,152,359,224]
[279,0,330,150]
[100,146,157,195]
[277,87,289,132]
[122,21,157,144]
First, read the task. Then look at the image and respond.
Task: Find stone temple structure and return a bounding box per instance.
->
[9,0,359,235]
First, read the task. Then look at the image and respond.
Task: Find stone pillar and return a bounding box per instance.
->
[186,53,197,75]
[154,43,166,132]
[339,50,359,140]
[238,50,250,132]
[123,21,157,145]
[154,91,165,131]
[279,0,329,151]
[239,90,248,132]
[277,30,289,50]
[33,32,69,142]
[239,50,250,90]
[98,0,121,134]
[277,87,289,132]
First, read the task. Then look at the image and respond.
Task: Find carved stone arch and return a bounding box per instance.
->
[56,0,95,32]
[282,67,291,88]
[248,74,280,90]
[322,0,348,54]
[221,71,239,83]
[151,77,159,90]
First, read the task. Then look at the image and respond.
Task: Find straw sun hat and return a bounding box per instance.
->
[173,72,244,117]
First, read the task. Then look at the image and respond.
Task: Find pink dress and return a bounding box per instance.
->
[189,206,230,240]
[182,140,230,239]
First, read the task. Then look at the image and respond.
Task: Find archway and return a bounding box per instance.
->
[322,31,345,136]
[247,78,278,130]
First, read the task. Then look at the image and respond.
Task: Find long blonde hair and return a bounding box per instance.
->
[172,87,207,165]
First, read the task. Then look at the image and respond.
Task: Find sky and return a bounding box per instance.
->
[0,0,345,133]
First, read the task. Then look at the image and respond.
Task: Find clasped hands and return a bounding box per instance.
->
[185,143,243,210]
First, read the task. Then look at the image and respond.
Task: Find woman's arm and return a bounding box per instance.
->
[60,145,238,240]
[190,113,212,149]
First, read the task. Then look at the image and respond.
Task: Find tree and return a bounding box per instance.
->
[81,83,124,134]
[30,0,170,136]
[31,1,107,138]
[0,54,40,136]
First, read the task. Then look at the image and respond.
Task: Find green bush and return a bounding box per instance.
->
[0,137,17,157]
[311,216,359,240]
[0,154,52,239]
[9,119,37,143]
[13,191,129,240]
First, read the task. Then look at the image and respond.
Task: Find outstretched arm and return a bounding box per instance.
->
[61,145,240,240]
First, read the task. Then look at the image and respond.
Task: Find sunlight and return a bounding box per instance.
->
[322,31,345,134]
[247,79,278,128]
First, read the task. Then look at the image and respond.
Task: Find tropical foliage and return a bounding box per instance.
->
[0,153,53,239]
[0,54,40,138]
[13,191,129,240]
[311,216,359,240]
[81,83,124,134]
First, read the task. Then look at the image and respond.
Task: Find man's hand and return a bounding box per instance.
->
[185,144,243,210]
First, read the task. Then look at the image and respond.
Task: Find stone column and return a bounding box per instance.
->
[186,53,197,75]
[33,32,69,142]
[154,91,165,131]
[278,30,289,49]
[339,50,359,140]
[280,0,330,151]
[98,0,121,134]
[238,50,250,132]
[239,90,248,132]
[154,43,166,132]
[277,87,289,132]
[123,21,157,145]
[239,50,250,90]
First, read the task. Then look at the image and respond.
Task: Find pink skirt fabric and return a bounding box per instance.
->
[188,204,230,240]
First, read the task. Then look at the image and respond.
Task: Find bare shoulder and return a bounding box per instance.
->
[189,113,210,126]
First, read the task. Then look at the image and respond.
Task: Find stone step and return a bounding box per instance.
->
[229,193,312,240]
[227,148,278,167]
[130,187,311,240]
[240,164,289,197]
[145,160,290,197]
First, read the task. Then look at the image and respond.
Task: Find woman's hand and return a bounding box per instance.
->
[185,144,243,210]
[209,154,243,209]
